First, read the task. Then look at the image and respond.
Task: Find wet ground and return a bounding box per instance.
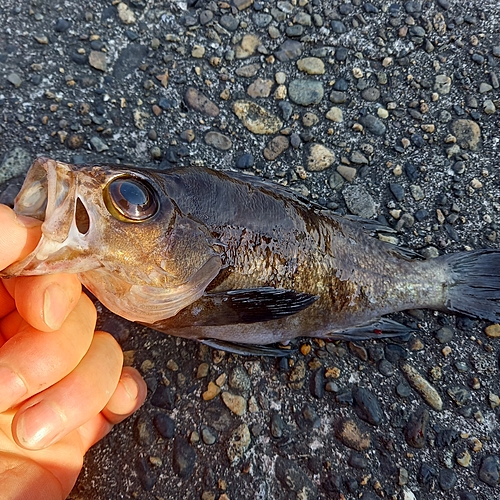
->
[1,1,500,499]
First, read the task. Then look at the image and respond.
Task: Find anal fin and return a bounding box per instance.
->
[200,339,296,357]
[325,318,414,341]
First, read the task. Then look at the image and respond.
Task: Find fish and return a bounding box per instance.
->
[2,156,500,356]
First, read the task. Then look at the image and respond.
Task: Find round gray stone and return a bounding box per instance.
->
[289,79,324,106]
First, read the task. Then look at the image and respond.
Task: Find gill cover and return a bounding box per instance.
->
[1,157,222,324]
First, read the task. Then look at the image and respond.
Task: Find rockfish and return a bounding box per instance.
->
[2,157,499,356]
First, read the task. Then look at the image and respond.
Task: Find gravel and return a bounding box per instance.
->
[1,0,500,499]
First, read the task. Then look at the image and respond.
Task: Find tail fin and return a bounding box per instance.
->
[445,250,500,323]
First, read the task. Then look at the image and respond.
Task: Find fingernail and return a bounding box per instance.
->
[43,283,69,330]
[14,213,42,229]
[16,400,64,450]
[0,366,27,412]
[121,374,139,402]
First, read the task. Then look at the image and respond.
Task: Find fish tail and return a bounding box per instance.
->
[444,249,500,323]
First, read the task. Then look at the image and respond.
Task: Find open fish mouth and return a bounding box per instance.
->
[2,157,94,275]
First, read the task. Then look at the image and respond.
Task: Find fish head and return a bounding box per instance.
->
[2,157,222,323]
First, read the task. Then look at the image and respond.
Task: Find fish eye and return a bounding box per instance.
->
[104,176,158,222]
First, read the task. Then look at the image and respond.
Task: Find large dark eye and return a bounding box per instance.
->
[104,176,158,222]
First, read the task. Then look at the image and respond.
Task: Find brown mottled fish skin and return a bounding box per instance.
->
[2,158,500,348]
[150,167,445,344]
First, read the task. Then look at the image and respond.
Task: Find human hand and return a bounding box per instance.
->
[0,204,147,499]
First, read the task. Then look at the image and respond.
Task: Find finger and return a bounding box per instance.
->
[102,367,147,424]
[0,293,96,413]
[13,331,123,450]
[0,281,15,319]
[0,204,41,270]
[14,274,82,332]
[76,367,148,451]
[0,453,67,500]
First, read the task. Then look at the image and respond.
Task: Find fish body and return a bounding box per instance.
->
[2,158,500,352]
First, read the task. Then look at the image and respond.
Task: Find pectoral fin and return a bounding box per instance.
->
[200,339,296,357]
[151,287,318,329]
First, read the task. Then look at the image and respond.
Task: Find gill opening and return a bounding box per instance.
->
[75,198,90,234]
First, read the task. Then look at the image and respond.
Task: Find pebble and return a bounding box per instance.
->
[434,74,452,95]
[236,63,261,77]
[270,411,286,438]
[253,13,272,27]
[54,18,71,32]
[227,424,251,463]
[7,73,22,87]
[263,136,289,161]
[288,79,324,106]
[296,404,321,429]
[330,91,347,104]
[352,387,382,426]
[297,57,325,75]
[275,40,303,61]
[288,360,306,389]
[235,34,261,59]
[485,324,500,338]
[306,143,335,171]
[191,45,206,58]
[401,363,443,411]
[136,457,156,491]
[247,78,273,98]
[326,106,343,122]
[335,164,354,184]
[330,20,347,34]
[201,426,218,445]
[151,384,175,410]
[133,415,155,446]
[303,112,319,127]
[438,468,457,490]
[435,326,454,343]
[204,131,232,151]
[202,381,221,401]
[184,87,220,117]
[310,368,325,399]
[220,14,239,31]
[236,153,254,169]
[333,78,349,91]
[153,413,175,439]
[456,449,472,467]
[221,391,247,415]
[335,418,371,451]
[359,115,386,136]
[350,151,368,165]
[450,119,481,150]
[483,99,496,114]
[479,82,492,93]
[343,185,377,218]
[90,136,109,152]
[117,2,136,24]
[448,386,471,407]
[89,50,106,71]
[278,101,293,121]
[479,455,499,486]
[389,183,405,202]
[172,436,197,479]
[361,88,380,102]
[233,100,283,134]
[404,407,429,448]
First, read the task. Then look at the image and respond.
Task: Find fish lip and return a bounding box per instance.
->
[2,157,80,275]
